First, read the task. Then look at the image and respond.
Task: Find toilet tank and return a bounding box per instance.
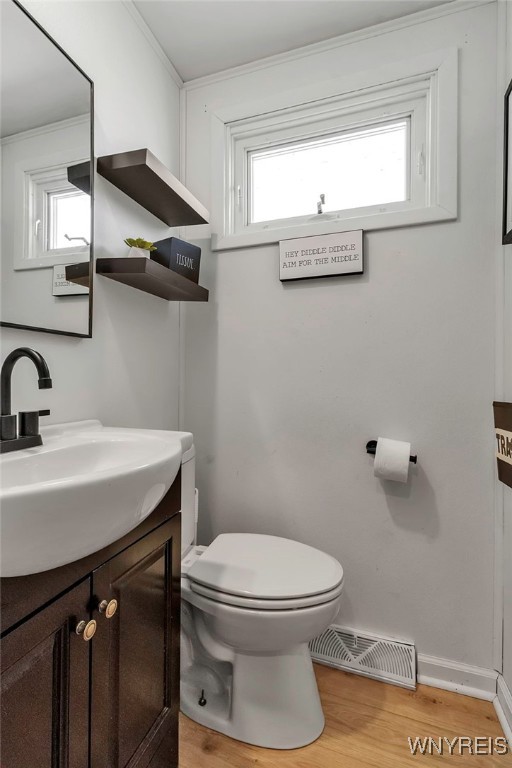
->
[181,441,197,557]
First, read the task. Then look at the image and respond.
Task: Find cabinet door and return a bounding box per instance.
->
[1,580,91,768]
[90,515,181,768]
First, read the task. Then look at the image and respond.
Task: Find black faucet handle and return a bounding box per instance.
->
[19,409,50,437]
[0,414,17,441]
[19,409,49,438]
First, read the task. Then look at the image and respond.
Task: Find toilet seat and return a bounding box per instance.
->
[186,532,344,606]
[187,576,344,610]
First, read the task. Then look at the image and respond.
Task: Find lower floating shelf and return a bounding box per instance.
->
[66,258,209,302]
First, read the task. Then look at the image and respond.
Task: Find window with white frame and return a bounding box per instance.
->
[213,49,457,250]
[16,162,90,270]
[47,187,90,250]
[248,118,410,224]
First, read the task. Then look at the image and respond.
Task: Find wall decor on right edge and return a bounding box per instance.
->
[279,230,363,282]
[493,401,512,489]
[503,79,512,244]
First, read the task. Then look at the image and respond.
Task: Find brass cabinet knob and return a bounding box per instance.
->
[98,598,118,619]
[75,619,97,641]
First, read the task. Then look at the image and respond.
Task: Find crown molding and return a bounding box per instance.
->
[183,0,495,91]
[1,114,89,146]
[121,1,184,89]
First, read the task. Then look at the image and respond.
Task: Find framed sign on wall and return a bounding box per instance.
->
[493,401,512,489]
[279,230,363,282]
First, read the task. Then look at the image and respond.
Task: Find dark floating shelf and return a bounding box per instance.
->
[67,258,209,302]
[66,262,91,287]
[67,161,91,195]
[97,148,209,227]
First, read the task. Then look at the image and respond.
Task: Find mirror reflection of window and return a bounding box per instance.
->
[21,147,91,267]
[49,188,90,250]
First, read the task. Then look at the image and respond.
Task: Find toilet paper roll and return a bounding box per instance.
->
[374,437,411,483]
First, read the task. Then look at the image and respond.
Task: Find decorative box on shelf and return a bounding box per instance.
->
[152,237,201,284]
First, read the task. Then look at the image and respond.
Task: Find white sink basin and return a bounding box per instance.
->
[0,420,191,577]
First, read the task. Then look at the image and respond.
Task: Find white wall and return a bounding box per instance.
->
[0,1,182,429]
[502,0,512,698]
[182,3,498,669]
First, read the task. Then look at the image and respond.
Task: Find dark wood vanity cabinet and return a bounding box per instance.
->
[0,486,181,768]
[1,581,91,768]
[91,518,181,768]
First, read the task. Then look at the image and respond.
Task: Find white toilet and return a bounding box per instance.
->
[179,442,344,749]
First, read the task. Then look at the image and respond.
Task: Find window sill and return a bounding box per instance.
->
[14,247,89,271]
[211,204,456,252]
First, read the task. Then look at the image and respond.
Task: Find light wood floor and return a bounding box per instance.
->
[180,664,511,767]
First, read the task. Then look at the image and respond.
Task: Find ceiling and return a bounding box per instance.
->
[134,0,452,82]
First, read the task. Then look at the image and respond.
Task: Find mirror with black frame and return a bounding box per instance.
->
[0,0,94,337]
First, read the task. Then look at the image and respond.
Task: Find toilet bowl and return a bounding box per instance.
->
[179,447,344,749]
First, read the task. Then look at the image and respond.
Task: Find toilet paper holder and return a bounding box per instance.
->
[366,440,417,464]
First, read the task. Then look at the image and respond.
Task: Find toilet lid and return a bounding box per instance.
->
[187,533,344,600]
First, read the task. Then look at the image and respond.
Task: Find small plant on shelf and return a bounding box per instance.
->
[124,237,157,258]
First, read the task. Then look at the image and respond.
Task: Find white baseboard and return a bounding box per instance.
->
[495,676,512,741]
[417,654,498,701]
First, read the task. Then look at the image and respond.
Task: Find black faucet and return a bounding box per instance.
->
[0,347,52,454]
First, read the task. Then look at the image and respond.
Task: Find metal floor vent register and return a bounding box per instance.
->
[309,625,416,690]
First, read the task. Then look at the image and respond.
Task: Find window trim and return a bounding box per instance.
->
[209,48,458,251]
[238,105,420,232]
